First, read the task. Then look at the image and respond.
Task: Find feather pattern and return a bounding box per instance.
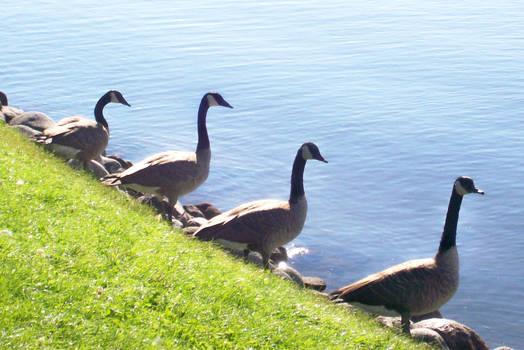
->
[36,120,109,162]
[330,249,459,316]
[56,116,85,126]
[195,197,307,250]
[102,149,211,199]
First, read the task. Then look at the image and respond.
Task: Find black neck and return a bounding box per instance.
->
[94,94,110,129]
[196,97,210,151]
[438,187,463,255]
[289,150,306,203]
[0,92,7,108]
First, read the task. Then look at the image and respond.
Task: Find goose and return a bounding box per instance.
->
[329,176,484,333]
[9,111,56,132]
[0,91,55,131]
[193,142,328,269]
[0,91,24,123]
[102,92,233,222]
[33,90,130,168]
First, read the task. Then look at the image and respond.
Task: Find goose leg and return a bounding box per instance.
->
[243,249,250,260]
[400,313,411,334]
[261,252,270,270]
[167,197,175,223]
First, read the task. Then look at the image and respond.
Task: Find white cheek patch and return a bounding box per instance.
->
[110,92,120,103]
[207,94,219,107]
[454,180,469,196]
[301,145,313,160]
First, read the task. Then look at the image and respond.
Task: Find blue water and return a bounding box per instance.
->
[2,1,523,347]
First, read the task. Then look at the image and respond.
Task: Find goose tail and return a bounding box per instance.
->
[328,287,350,302]
[101,174,122,186]
[31,133,53,144]
[328,291,342,301]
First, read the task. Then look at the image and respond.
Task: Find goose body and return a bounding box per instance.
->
[9,111,56,132]
[102,92,232,221]
[329,177,484,332]
[104,149,211,200]
[33,90,130,168]
[196,197,307,257]
[194,142,327,268]
[0,91,24,123]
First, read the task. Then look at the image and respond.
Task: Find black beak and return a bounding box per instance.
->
[221,100,233,109]
[316,154,328,163]
[474,188,485,195]
[120,97,131,107]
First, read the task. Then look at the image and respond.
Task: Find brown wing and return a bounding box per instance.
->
[57,116,84,126]
[9,111,56,131]
[41,119,108,152]
[194,199,291,244]
[330,258,437,312]
[108,151,199,188]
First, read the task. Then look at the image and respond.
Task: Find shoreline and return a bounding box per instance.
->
[1,116,514,349]
[0,125,434,349]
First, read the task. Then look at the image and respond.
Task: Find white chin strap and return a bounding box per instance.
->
[454,180,469,196]
[301,145,313,160]
[110,92,120,103]
[207,94,219,107]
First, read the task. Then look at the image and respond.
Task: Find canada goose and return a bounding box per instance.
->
[329,176,484,333]
[9,111,56,132]
[193,142,327,269]
[0,91,24,123]
[33,90,130,168]
[102,92,233,222]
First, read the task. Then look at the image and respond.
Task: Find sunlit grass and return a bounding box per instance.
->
[0,127,432,349]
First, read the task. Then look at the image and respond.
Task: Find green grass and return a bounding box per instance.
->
[0,127,433,349]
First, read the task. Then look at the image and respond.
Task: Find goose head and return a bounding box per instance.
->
[205,92,233,109]
[454,176,484,196]
[300,142,328,163]
[0,91,7,107]
[107,90,131,107]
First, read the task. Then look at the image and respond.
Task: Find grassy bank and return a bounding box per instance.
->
[0,127,431,349]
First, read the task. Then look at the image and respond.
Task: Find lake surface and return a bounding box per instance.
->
[2,0,523,347]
